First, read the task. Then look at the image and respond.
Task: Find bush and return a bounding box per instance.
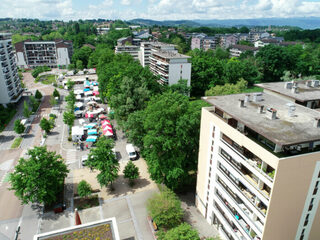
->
[147,189,183,229]
[123,161,139,186]
[32,66,51,78]
[77,180,92,198]
[35,90,43,100]
[157,223,200,240]
[14,120,25,135]
[49,113,57,119]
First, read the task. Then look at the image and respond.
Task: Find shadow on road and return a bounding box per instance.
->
[0,135,15,143]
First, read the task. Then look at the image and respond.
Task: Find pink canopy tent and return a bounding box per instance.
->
[103,128,113,136]
[101,119,111,124]
[85,113,94,118]
[103,124,112,130]
[99,114,107,119]
[102,122,111,127]
[93,91,100,96]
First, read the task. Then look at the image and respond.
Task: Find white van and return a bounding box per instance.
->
[126,144,137,160]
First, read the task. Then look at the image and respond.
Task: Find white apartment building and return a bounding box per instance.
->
[15,39,73,68]
[115,45,140,61]
[0,33,22,106]
[196,92,320,240]
[149,50,191,86]
[138,42,152,67]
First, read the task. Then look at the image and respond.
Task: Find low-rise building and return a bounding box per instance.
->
[15,39,73,68]
[229,45,259,57]
[220,34,238,49]
[0,33,22,106]
[196,92,320,240]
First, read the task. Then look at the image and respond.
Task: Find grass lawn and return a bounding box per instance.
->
[242,86,263,93]
[74,194,99,210]
[35,74,57,85]
[11,137,22,148]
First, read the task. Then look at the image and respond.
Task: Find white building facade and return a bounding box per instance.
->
[0,33,22,106]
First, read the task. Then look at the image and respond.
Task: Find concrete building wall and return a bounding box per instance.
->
[15,51,27,68]
[168,61,191,86]
[57,47,70,66]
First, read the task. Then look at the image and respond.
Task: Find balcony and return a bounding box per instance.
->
[6,80,13,86]
[0,56,6,61]
[0,49,5,55]
[218,163,268,217]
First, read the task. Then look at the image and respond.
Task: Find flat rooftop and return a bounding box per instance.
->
[151,42,176,47]
[152,50,191,59]
[255,80,320,102]
[203,92,320,146]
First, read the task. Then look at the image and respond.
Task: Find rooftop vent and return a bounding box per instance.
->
[312,80,320,88]
[292,81,298,87]
[244,94,250,103]
[305,80,312,87]
[314,117,320,128]
[258,105,264,114]
[284,82,293,89]
[291,86,298,94]
[286,103,296,117]
[253,93,263,102]
[239,99,245,108]
[266,107,277,120]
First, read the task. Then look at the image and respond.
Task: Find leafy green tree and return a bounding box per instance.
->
[76,60,84,70]
[123,161,139,186]
[63,111,75,128]
[14,119,25,135]
[9,146,69,205]
[214,47,230,60]
[23,100,31,118]
[142,91,207,189]
[157,223,200,240]
[29,95,39,112]
[35,90,43,99]
[124,110,146,150]
[40,117,54,134]
[169,79,190,96]
[189,49,224,97]
[66,79,75,90]
[72,46,93,68]
[205,79,248,96]
[77,180,92,198]
[147,189,183,229]
[256,44,290,82]
[87,136,119,188]
[65,90,76,111]
[53,88,60,98]
[67,63,75,70]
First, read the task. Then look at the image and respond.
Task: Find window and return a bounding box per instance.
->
[308,198,314,211]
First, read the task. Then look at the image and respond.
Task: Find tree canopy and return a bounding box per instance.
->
[157,223,200,240]
[9,146,69,205]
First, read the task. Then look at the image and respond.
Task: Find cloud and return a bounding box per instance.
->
[0,0,319,21]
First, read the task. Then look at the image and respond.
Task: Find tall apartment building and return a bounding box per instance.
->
[115,45,140,61]
[196,92,320,240]
[15,39,73,68]
[0,33,22,107]
[255,80,320,109]
[138,42,152,67]
[149,49,191,86]
[191,34,217,51]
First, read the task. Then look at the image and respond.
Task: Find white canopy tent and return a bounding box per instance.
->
[71,126,84,141]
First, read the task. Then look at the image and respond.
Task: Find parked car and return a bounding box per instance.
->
[126,144,137,160]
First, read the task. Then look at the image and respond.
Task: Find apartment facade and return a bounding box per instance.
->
[229,45,259,58]
[115,45,140,61]
[196,92,320,240]
[15,39,73,68]
[149,50,191,86]
[0,33,22,106]
[138,42,152,67]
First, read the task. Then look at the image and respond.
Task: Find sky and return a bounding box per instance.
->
[0,0,319,21]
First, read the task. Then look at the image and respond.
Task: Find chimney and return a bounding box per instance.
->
[306,80,312,87]
[292,81,298,87]
[239,99,245,108]
[286,103,296,117]
[314,117,320,128]
[291,86,298,94]
[258,105,264,114]
[253,93,263,102]
[266,108,277,120]
[244,94,250,103]
[284,82,292,89]
[312,80,320,88]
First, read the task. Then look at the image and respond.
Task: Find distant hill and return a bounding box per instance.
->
[130,17,320,29]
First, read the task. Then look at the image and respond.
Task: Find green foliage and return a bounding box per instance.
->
[72,46,93,68]
[147,189,183,229]
[68,63,75,70]
[9,146,69,205]
[14,120,25,135]
[29,95,40,112]
[66,79,75,90]
[53,88,60,98]
[35,90,43,99]
[157,223,200,240]
[87,136,119,188]
[0,104,17,132]
[63,111,75,128]
[142,91,207,189]
[40,117,54,134]
[77,180,92,198]
[65,90,76,110]
[11,137,23,149]
[76,60,84,70]
[49,95,57,107]
[169,79,190,96]
[23,100,31,118]
[32,66,51,78]
[205,79,248,96]
[123,161,139,185]
[124,110,146,150]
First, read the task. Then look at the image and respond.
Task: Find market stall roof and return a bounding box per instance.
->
[86,136,97,142]
[76,95,82,100]
[84,91,93,96]
[75,102,83,108]
[87,101,97,105]
[99,114,107,119]
[74,110,84,115]
[103,125,112,130]
[85,113,94,118]
[72,126,84,136]
[74,89,83,95]
[103,131,113,136]
[88,129,98,135]
[83,88,91,92]
[79,119,85,125]
[93,91,100,96]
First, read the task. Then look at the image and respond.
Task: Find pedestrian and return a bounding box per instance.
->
[86,144,88,149]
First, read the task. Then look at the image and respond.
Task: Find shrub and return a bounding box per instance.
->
[35,90,43,100]
[32,66,51,78]
[14,120,25,135]
[147,189,183,229]
[77,180,92,198]
[157,223,200,240]
[123,161,139,186]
